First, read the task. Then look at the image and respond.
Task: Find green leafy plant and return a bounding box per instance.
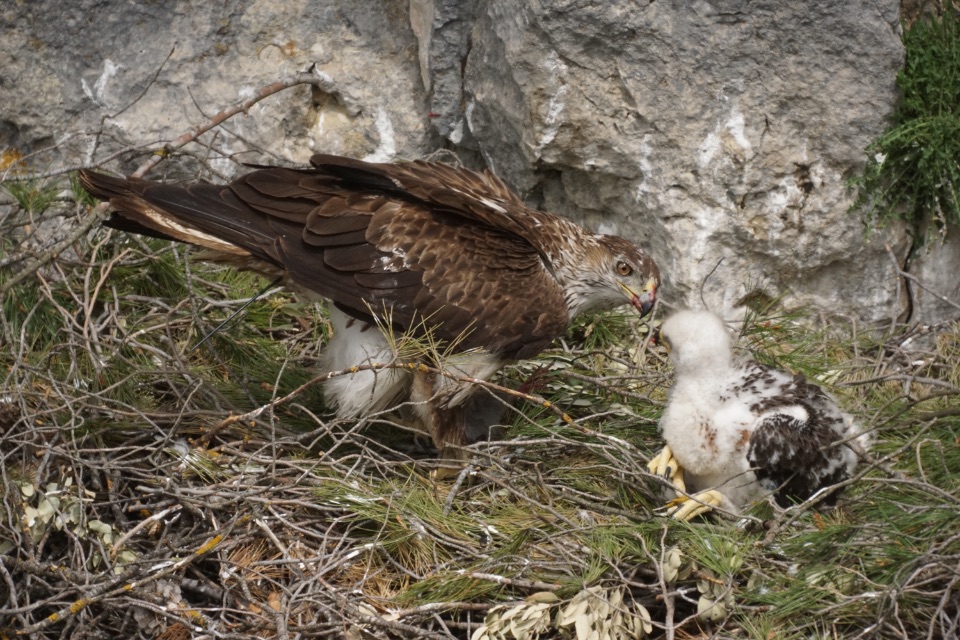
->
[16,476,137,572]
[3,177,61,215]
[854,1,960,239]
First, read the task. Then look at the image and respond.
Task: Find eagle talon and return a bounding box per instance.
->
[666,489,726,521]
[647,445,686,494]
[664,495,688,509]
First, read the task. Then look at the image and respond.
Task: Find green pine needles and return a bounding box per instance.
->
[855,2,960,240]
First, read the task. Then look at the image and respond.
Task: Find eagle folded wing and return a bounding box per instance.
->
[82,161,572,357]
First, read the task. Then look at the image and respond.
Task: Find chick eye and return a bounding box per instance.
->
[616,261,633,277]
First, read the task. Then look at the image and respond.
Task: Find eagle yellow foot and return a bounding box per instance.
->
[430,463,467,481]
[647,445,686,494]
[665,489,727,521]
[429,446,472,481]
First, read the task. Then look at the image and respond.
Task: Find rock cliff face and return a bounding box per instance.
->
[3,0,933,324]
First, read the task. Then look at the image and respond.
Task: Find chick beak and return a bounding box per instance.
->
[622,277,657,317]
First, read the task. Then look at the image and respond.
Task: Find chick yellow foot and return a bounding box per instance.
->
[666,489,727,521]
[647,444,686,494]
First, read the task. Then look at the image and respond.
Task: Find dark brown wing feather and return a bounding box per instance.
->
[306,155,550,251]
[78,158,569,359]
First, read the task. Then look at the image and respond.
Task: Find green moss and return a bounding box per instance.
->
[854,1,960,240]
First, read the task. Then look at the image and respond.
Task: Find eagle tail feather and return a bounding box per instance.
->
[79,169,265,258]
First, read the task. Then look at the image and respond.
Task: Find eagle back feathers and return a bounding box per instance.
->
[737,362,856,506]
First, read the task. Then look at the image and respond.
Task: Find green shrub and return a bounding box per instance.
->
[855,2,960,240]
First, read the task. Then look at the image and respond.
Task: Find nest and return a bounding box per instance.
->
[2,133,959,639]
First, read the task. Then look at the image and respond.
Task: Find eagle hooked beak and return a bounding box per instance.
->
[621,277,657,317]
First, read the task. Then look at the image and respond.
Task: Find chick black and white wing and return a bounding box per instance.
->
[736,363,860,507]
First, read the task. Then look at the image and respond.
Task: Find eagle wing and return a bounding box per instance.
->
[744,368,853,506]
[79,158,569,359]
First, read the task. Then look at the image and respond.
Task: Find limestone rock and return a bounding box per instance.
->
[910,234,960,327]
[0,0,430,178]
[1,0,933,325]
[461,0,909,322]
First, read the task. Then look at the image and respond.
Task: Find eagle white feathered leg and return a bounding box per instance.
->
[323,307,508,471]
[321,308,411,417]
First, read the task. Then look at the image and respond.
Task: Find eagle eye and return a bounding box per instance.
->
[616,261,633,277]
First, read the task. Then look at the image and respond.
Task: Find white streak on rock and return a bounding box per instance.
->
[363,107,396,163]
[634,135,654,202]
[449,118,464,144]
[698,104,751,169]
[698,131,721,168]
[82,59,122,107]
[535,54,569,158]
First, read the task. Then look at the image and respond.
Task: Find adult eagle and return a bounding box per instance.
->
[79,154,660,467]
[648,310,866,520]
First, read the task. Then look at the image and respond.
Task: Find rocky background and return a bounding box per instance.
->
[4,0,953,326]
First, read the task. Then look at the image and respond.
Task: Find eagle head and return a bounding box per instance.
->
[568,235,659,318]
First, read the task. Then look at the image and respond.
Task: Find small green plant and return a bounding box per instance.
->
[854,2,960,240]
[15,475,137,572]
[3,177,61,215]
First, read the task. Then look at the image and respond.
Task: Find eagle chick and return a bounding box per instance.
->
[649,310,867,520]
